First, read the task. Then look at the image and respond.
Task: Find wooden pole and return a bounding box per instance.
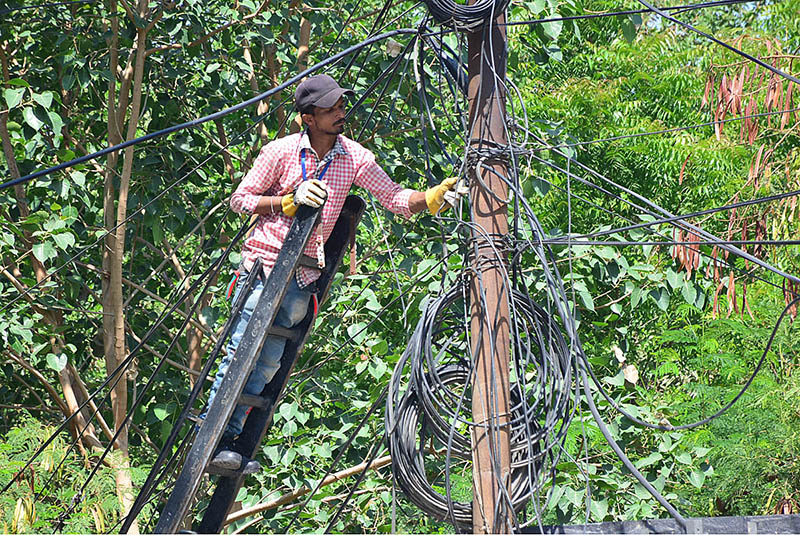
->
[467,7,512,535]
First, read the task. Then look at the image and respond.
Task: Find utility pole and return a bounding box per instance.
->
[467,5,512,534]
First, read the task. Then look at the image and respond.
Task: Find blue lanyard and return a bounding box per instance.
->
[300,148,332,182]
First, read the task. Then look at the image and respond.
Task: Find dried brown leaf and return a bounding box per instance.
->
[702,74,713,109]
[679,154,690,185]
[782,81,794,130]
[727,271,737,317]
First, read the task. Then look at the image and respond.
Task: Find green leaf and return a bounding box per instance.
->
[61,74,75,91]
[4,87,25,109]
[70,171,86,187]
[596,246,616,260]
[675,452,692,464]
[688,468,706,488]
[634,451,663,469]
[347,322,367,345]
[33,91,54,109]
[152,218,163,245]
[282,419,298,436]
[23,107,43,130]
[603,370,625,386]
[369,338,388,355]
[650,287,670,311]
[315,443,332,459]
[6,78,29,87]
[563,486,583,507]
[295,409,309,425]
[542,20,563,40]
[47,110,64,136]
[369,359,388,380]
[153,406,170,421]
[52,232,75,250]
[589,497,608,521]
[666,269,682,290]
[46,353,67,372]
[681,283,697,305]
[528,0,546,14]
[573,280,594,311]
[621,17,638,43]
[44,217,66,232]
[62,206,78,225]
[279,401,298,422]
[32,241,56,262]
[631,285,642,308]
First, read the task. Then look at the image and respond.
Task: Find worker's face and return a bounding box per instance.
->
[303,97,346,136]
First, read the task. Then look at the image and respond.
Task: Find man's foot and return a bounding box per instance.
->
[209,437,262,474]
[241,458,261,475]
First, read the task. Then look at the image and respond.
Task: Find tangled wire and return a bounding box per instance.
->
[386,276,579,530]
[419,0,511,30]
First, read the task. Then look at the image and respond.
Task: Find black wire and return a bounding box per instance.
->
[637,0,800,85]
[52,218,246,529]
[526,105,800,153]
[119,248,261,533]
[3,216,251,506]
[0,28,421,192]
[283,384,391,533]
[324,439,388,532]
[501,0,757,27]
[419,0,510,30]
[546,238,800,246]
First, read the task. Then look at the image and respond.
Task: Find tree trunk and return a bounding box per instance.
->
[102,1,155,531]
[1,56,102,451]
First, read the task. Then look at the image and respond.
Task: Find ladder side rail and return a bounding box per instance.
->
[197,195,366,533]
[154,205,322,534]
[121,259,263,534]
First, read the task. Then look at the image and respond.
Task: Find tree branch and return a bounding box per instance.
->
[224,455,392,526]
[145,0,270,57]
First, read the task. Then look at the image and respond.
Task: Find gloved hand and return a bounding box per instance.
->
[281,179,328,217]
[425,177,467,215]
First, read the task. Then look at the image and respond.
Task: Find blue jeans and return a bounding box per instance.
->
[204,271,313,439]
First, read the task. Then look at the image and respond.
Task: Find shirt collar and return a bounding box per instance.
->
[299,130,348,164]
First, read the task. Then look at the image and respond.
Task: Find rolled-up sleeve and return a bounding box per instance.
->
[230,143,285,214]
[353,154,414,218]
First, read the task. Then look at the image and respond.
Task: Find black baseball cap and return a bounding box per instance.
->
[295,75,354,113]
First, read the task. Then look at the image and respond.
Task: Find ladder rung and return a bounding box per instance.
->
[269,325,296,339]
[298,255,322,270]
[204,464,252,477]
[238,394,270,409]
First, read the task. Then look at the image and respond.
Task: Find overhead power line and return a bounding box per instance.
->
[638,0,800,84]
[528,105,800,152]
[502,0,758,28]
[0,28,421,192]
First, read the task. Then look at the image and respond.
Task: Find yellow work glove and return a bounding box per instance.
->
[281,179,328,217]
[425,177,459,216]
[281,193,298,217]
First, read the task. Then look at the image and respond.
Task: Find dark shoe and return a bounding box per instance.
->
[209,437,262,474]
[210,440,243,471]
[241,458,261,475]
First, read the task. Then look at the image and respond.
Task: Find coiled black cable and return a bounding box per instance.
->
[386,276,579,530]
[420,0,510,31]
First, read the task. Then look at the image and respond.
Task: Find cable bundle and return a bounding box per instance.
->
[420,0,510,31]
[385,277,579,530]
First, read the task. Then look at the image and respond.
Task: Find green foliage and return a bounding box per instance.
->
[0,417,150,533]
[2,0,800,532]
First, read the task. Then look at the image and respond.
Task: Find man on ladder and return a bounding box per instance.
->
[202,74,461,473]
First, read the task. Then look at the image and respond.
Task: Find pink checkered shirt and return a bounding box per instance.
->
[230,132,414,287]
